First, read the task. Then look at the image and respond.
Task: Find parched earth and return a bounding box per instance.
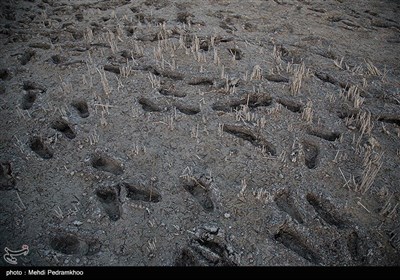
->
[0,0,399,266]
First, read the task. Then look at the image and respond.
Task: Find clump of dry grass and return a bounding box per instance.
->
[302,101,313,124]
[272,45,284,72]
[355,110,373,150]
[120,65,132,78]
[356,147,384,195]
[250,65,262,80]
[238,178,247,199]
[333,56,344,70]
[96,68,111,95]
[288,62,308,95]
[252,187,273,203]
[365,59,382,76]
[235,104,258,123]
[341,85,364,109]
[105,31,119,54]
[148,72,161,89]
[379,193,399,220]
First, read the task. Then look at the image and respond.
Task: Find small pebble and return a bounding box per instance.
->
[73,220,83,226]
[224,213,230,218]
[204,224,219,233]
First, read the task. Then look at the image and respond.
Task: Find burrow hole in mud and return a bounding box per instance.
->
[177,12,194,25]
[183,179,214,212]
[51,119,76,139]
[175,248,198,266]
[21,91,37,110]
[20,49,35,65]
[153,68,184,80]
[96,185,121,221]
[223,124,257,142]
[91,155,123,175]
[51,54,65,65]
[50,233,84,255]
[196,239,226,257]
[265,73,289,83]
[138,97,163,112]
[212,94,273,112]
[50,234,80,255]
[124,183,161,203]
[306,193,346,229]
[71,100,89,118]
[0,161,16,190]
[188,77,214,86]
[274,190,304,224]
[50,233,101,256]
[302,140,319,169]
[277,98,303,113]
[0,69,11,80]
[29,137,53,159]
[315,71,338,85]
[227,48,243,60]
[96,186,118,203]
[223,124,276,156]
[175,104,200,115]
[307,127,341,141]
[23,81,42,91]
[274,226,321,265]
[377,114,400,126]
[159,88,186,98]
[347,231,367,263]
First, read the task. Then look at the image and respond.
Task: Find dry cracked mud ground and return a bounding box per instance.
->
[0,0,399,266]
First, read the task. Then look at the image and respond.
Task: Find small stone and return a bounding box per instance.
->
[64,259,69,264]
[224,213,230,218]
[73,220,83,226]
[204,224,219,233]
[76,258,80,264]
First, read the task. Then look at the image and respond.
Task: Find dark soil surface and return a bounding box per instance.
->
[1,0,399,266]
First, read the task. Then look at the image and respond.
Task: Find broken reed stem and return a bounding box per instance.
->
[96,68,111,95]
[16,191,27,210]
[338,167,351,190]
[357,200,371,213]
